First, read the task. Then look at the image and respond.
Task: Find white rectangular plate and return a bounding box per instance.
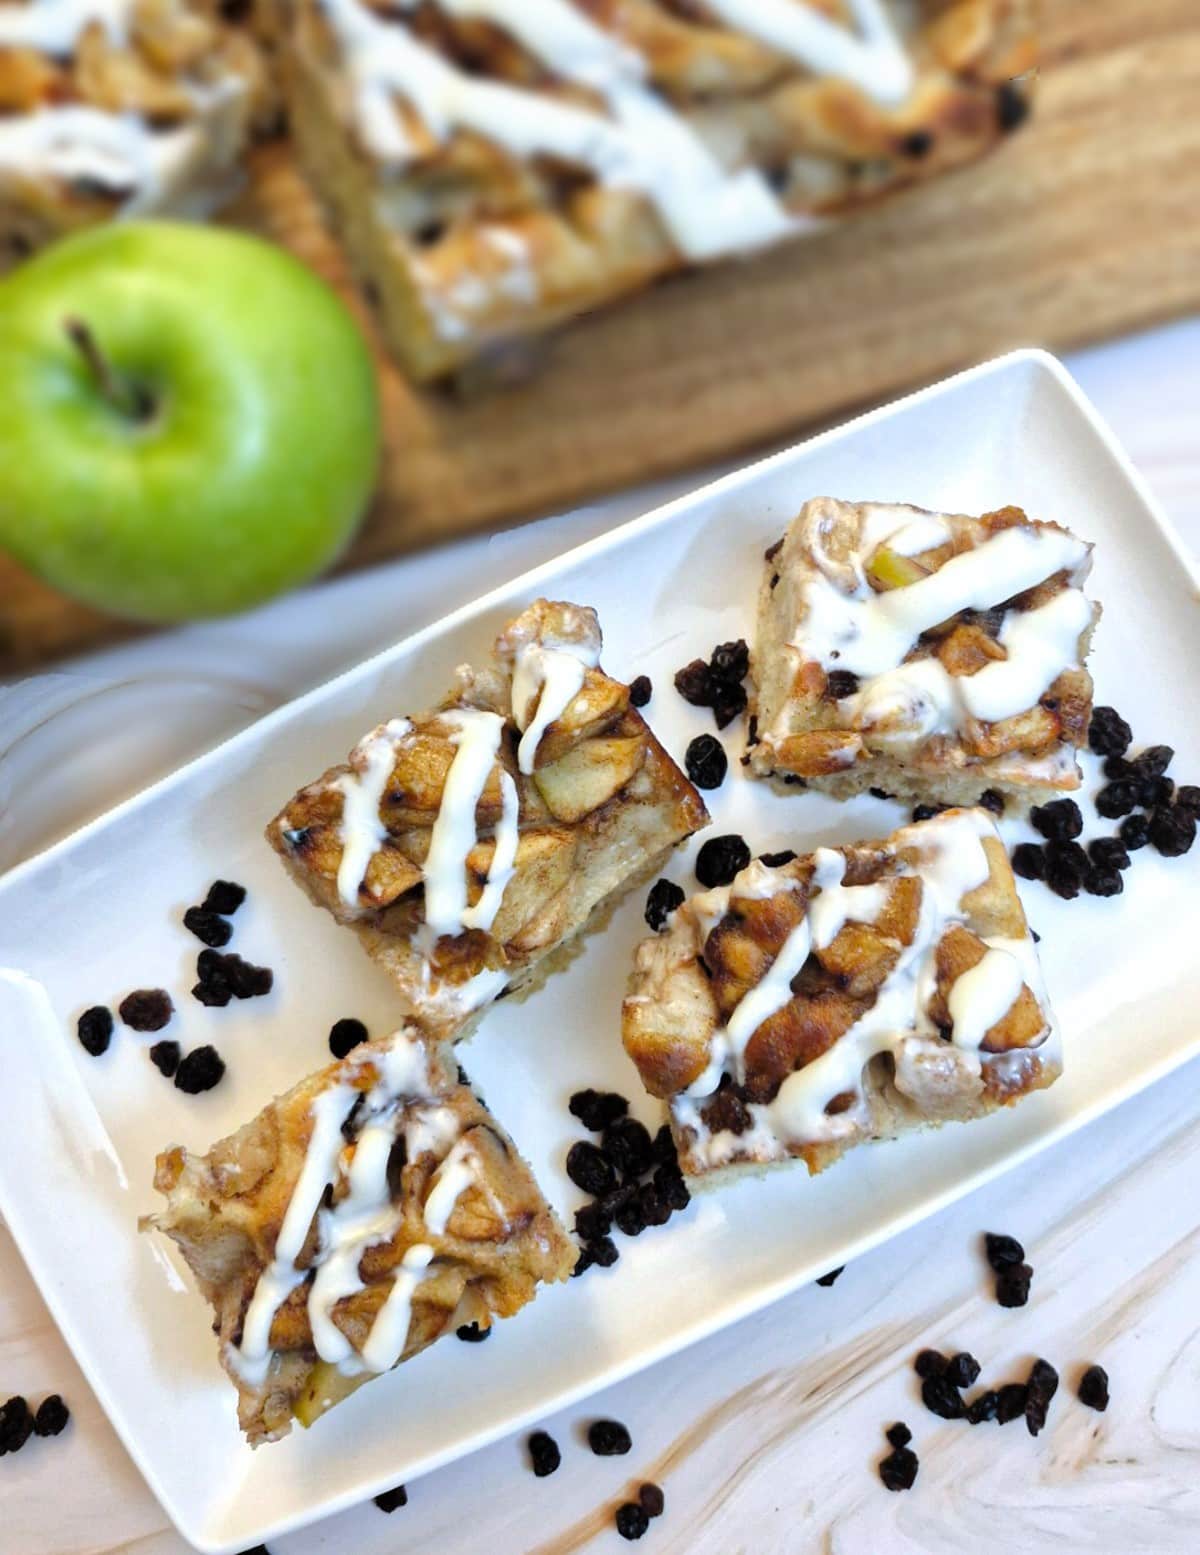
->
[2,350,1197,1553]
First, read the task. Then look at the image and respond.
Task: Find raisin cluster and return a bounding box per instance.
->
[674,639,750,730]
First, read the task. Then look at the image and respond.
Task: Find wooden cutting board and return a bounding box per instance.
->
[2,0,1198,673]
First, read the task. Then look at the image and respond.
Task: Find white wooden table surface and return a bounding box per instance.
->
[2,321,1199,1555]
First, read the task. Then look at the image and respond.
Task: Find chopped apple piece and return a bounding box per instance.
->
[533,735,646,822]
[865,547,932,591]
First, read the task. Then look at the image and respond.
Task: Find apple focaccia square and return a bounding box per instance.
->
[268,599,709,1043]
[623,808,1061,1184]
[0,0,265,267]
[748,500,1099,806]
[146,1028,575,1445]
[276,0,1035,381]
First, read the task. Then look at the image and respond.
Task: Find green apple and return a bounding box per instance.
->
[0,222,380,622]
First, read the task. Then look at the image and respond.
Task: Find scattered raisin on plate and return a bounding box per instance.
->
[966,1390,1000,1425]
[374,1484,409,1511]
[639,1483,665,1518]
[149,1040,181,1078]
[996,1261,1034,1308]
[174,1045,225,1095]
[76,1006,113,1057]
[528,1431,561,1477]
[984,1232,1025,1270]
[1010,843,1046,881]
[945,1352,981,1390]
[569,1089,629,1132]
[1088,706,1132,757]
[0,1396,34,1455]
[921,1374,965,1420]
[886,1422,911,1449]
[878,1445,919,1492]
[710,640,749,684]
[603,1119,655,1180]
[616,1503,651,1540]
[182,907,233,948]
[1078,1364,1110,1412]
[1149,804,1196,857]
[1030,799,1083,841]
[644,878,685,932]
[588,1419,632,1456]
[201,879,246,915]
[695,834,750,888]
[628,675,652,708]
[1119,812,1151,850]
[566,1141,617,1197]
[915,1349,947,1379]
[33,1395,69,1437]
[1095,781,1138,820]
[119,989,174,1032]
[1024,1358,1059,1437]
[996,1383,1028,1424]
[816,1267,844,1288]
[674,659,714,707]
[456,1323,491,1343]
[1088,838,1130,872]
[685,733,728,791]
[329,1018,369,1060]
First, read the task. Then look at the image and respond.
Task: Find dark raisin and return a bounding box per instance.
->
[996,1261,1033,1307]
[710,679,748,730]
[686,733,728,790]
[878,1445,919,1492]
[965,1390,1000,1425]
[374,1484,409,1511]
[709,639,749,684]
[329,1018,369,1060]
[192,979,232,1008]
[1088,706,1132,756]
[914,1349,947,1379]
[1025,1358,1059,1437]
[759,849,797,867]
[33,1395,70,1437]
[674,659,714,707]
[0,1396,34,1454]
[1095,781,1138,819]
[945,1352,981,1390]
[174,1045,225,1094]
[700,1078,752,1136]
[654,1163,691,1212]
[603,1118,655,1181]
[1010,843,1046,881]
[695,834,750,888]
[222,953,273,998]
[119,989,174,1032]
[901,129,934,157]
[455,1322,491,1342]
[1133,744,1174,779]
[815,1267,844,1288]
[149,1040,181,1078]
[643,877,686,933]
[1030,798,1083,840]
[628,675,652,708]
[984,1232,1025,1270]
[1088,838,1130,871]
[639,1482,665,1518]
[588,1419,632,1456]
[587,1234,619,1268]
[911,804,945,823]
[1119,812,1151,850]
[921,1373,965,1420]
[572,1245,596,1277]
[616,1502,651,1541]
[869,787,895,800]
[1149,805,1196,857]
[996,80,1030,132]
[527,1431,561,1476]
[566,1141,617,1196]
[77,1006,114,1057]
[183,907,233,948]
[996,1383,1028,1424]
[1139,775,1175,808]
[1044,841,1087,900]
[614,1198,647,1237]
[652,1125,677,1165]
[1176,785,1200,816]
[1084,867,1123,897]
[574,1202,612,1241]
[1103,754,1135,780]
[825,670,860,700]
[885,1422,911,1448]
[636,1183,671,1227]
[978,789,1006,815]
[570,1089,629,1132]
[764,537,784,562]
[201,879,246,915]
[1078,1364,1109,1412]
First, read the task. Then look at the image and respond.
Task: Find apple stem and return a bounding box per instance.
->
[63,316,154,422]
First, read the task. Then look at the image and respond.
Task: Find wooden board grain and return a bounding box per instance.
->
[2,0,1198,673]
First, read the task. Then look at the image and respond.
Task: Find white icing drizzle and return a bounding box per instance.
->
[0,0,136,54]
[796,524,1090,680]
[0,108,204,211]
[316,0,798,264]
[675,811,1052,1159]
[331,718,412,910]
[231,1033,493,1385]
[422,708,510,935]
[702,0,913,105]
[511,641,597,775]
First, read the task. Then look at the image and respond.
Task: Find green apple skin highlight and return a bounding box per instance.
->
[0,222,381,622]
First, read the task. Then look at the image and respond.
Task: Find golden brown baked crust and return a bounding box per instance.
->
[275,0,1037,380]
[623,808,1061,1182]
[0,0,267,266]
[749,499,1098,805]
[267,599,708,1043]
[145,1028,575,1444]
